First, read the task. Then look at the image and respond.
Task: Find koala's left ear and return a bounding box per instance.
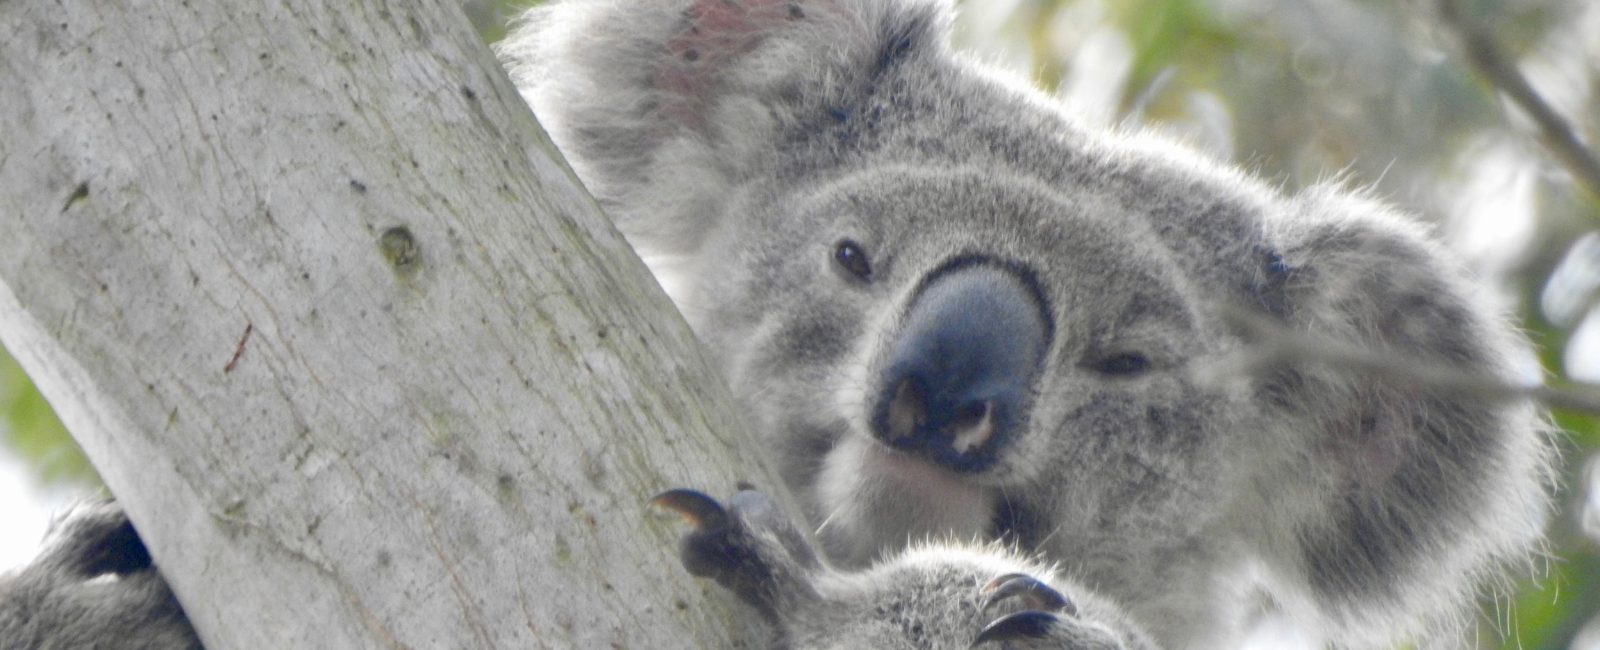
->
[1246,185,1551,641]
[500,0,951,257]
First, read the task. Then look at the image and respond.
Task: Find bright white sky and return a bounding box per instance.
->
[0,449,75,572]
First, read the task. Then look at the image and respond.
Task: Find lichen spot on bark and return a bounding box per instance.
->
[378,226,421,272]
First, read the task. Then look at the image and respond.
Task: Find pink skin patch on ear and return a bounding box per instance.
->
[653,0,839,126]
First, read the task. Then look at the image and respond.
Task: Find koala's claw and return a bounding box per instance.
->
[650,488,756,582]
[651,488,732,532]
[981,573,1076,616]
[650,488,805,621]
[974,573,1082,647]
[972,610,1059,646]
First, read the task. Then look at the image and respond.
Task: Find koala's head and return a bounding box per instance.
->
[505,0,1554,647]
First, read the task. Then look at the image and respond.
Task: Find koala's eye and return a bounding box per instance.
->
[1092,353,1149,377]
[833,239,873,280]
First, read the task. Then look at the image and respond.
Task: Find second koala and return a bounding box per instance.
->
[502,0,1555,649]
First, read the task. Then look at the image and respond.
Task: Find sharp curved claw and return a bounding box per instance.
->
[649,487,797,621]
[981,573,1076,616]
[972,610,1059,646]
[650,488,762,586]
[649,488,731,531]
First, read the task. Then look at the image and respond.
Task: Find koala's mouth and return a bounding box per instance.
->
[816,434,997,564]
[854,436,1046,548]
[859,436,974,484]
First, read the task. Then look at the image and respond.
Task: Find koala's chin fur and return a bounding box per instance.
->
[501,0,1555,648]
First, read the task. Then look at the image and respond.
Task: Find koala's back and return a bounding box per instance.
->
[0,501,202,650]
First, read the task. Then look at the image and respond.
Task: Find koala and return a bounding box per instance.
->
[0,0,1554,648]
[0,500,202,650]
[499,0,1555,648]
[653,487,1157,649]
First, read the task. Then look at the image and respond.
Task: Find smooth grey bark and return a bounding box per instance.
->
[0,1,780,648]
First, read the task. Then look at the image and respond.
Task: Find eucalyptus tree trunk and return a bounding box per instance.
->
[0,1,780,648]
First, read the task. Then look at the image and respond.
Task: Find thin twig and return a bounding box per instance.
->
[1202,307,1600,415]
[1434,0,1600,201]
[223,322,253,373]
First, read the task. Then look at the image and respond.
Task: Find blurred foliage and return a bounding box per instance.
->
[463,0,531,44]
[1505,321,1600,650]
[5,0,1598,647]
[0,345,98,488]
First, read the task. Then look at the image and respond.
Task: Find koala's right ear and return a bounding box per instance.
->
[499,0,951,257]
[1245,186,1552,644]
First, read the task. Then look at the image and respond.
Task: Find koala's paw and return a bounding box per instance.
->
[654,488,1151,650]
[0,499,203,650]
[974,574,1132,649]
[651,488,820,622]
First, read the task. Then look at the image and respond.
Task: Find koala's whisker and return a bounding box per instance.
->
[1032,522,1067,553]
[813,504,844,538]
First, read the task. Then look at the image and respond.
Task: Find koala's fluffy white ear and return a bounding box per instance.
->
[500,0,950,258]
[1252,186,1551,644]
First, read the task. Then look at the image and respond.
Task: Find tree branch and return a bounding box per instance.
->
[1206,307,1600,414]
[1436,0,1600,201]
[0,1,780,648]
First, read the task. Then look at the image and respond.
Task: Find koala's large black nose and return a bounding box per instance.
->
[871,262,1050,472]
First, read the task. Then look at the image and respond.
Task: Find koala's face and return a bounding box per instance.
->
[691,161,1254,575]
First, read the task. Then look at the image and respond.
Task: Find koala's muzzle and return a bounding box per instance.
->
[872,262,1050,472]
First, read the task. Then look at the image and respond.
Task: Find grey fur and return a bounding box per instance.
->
[0,500,201,650]
[500,0,1555,648]
[656,488,1156,650]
